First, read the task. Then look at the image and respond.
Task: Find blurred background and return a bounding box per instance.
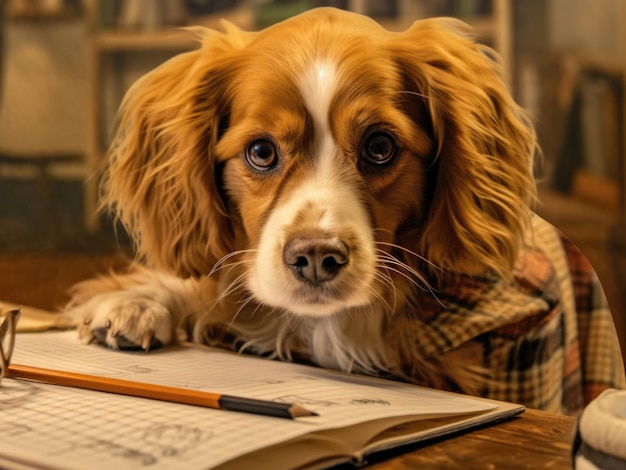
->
[0,0,624,357]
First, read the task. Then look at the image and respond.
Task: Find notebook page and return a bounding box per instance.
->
[0,377,311,470]
[2,331,499,469]
[11,331,496,419]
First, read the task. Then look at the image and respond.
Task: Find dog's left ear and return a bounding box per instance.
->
[102,25,252,277]
[388,19,538,279]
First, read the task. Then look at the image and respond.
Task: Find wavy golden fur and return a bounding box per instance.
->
[68,8,538,395]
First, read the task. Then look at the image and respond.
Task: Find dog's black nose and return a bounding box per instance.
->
[283,237,349,284]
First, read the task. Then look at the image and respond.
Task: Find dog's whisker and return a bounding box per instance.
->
[210,259,252,276]
[379,259,446,309]
[372,271,396,315]
[376,242,444,273]
[229,293,258,329]
[387,269,437,301]
[375,241,444,273]
[375,248,444,301]
[209,249,257,276]
[371,227,394,236]
[369,286,395,317]
[379,263,431,293]
[377,256,428,282]
[235,291,255,306]
[217,272,250,301]
[371,264,396,305]
[373,269,393,290]
[274,315,298,360]
[375,250,432,286]
[196,271,250,319]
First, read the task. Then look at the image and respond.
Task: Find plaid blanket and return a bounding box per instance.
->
[410,215,626,416]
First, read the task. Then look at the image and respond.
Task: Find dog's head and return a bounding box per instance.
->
[105,7,536,317]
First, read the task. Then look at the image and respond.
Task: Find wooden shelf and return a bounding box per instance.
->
[7,5,81,21]
[95,29,198,51]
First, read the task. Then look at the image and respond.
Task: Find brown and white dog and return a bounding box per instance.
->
[66,8,538,394]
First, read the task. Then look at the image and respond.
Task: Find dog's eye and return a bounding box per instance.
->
[362,131,397,166]
[245,139,279,172]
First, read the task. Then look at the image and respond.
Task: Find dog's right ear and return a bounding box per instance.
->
[102,25,252,277]
[386,18,537,280]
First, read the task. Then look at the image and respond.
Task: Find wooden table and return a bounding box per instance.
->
[371,408,577,469]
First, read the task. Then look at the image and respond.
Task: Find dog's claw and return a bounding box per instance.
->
[142,330,154,351]
[105,320,111,329]
[78,326,97,345]
[83,315,93,325]
[111,327,121,338]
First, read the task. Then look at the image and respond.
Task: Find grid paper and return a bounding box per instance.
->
[1,331,497,469]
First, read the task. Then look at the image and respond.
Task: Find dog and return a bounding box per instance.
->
[65,7,625,413]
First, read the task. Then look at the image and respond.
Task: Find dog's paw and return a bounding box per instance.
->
[67,293,173,351]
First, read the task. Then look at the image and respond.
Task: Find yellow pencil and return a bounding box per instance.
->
[6,363,317,419]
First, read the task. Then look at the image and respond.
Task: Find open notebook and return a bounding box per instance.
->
[1,329,524,469]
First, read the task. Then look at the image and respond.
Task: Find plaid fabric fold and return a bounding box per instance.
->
[413,215,626,416]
